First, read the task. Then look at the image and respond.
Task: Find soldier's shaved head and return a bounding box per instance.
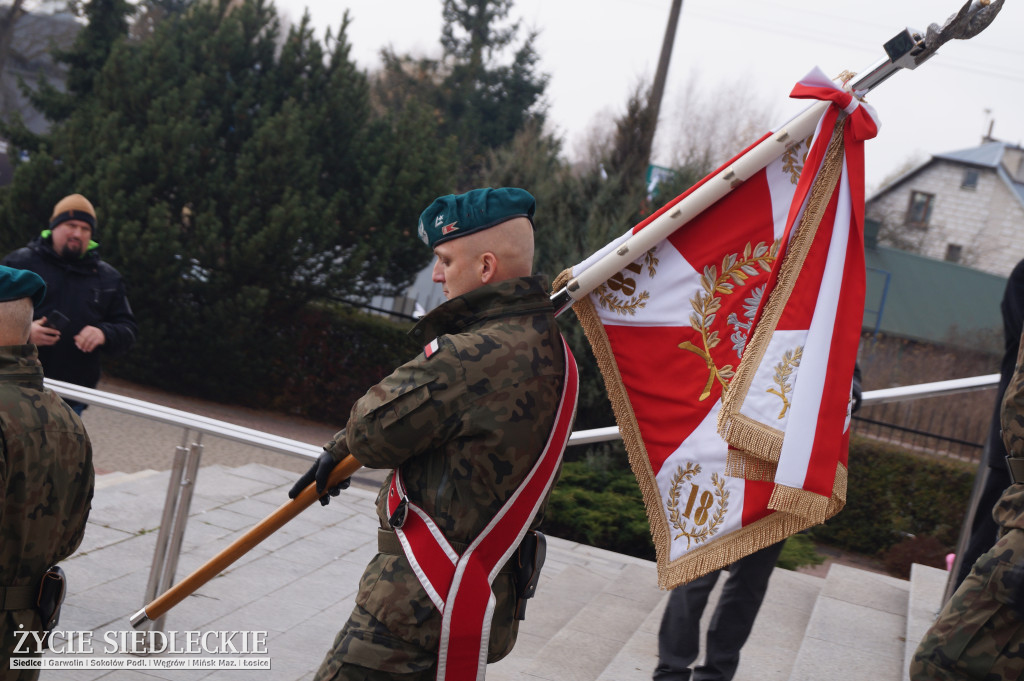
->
[431,217,535,299]
[0,297,33,345]
[465,217,535,278]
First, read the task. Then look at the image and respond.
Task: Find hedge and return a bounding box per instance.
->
[807,435,974,556]
[110,301,421,424]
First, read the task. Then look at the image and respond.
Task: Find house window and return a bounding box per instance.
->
[945,243,962,263]
[906,190,934,228]
[961,169,979,189]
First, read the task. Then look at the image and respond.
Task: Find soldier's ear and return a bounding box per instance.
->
[479,252,498,284]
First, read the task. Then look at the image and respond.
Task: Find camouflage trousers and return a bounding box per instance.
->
[313,603,436,681]
[2,610,43,681]
[910,528,1024,680]
[313,552,519,681]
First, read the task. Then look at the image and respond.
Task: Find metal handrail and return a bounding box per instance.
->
[561,373,1002,446]
[45,378,324,460]
[46,373,1002,453]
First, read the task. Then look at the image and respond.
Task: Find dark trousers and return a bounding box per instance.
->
[653,540,786,681]
[955,463,1012,589]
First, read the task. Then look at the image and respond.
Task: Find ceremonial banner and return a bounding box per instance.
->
[556,68,878,588]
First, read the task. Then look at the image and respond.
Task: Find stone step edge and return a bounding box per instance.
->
[94,469,161,490]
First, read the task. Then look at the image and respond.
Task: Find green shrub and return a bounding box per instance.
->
[110,301,420,423]
[263,304,420,423]
[544,459,655,561]
[777,534,825,571]
[881,534,949,579]
[807,435,974,556]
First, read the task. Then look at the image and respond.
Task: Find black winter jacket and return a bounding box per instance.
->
[1,235,137,388]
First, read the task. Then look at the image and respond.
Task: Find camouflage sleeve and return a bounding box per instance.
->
[910,532,1024,680]
[345,337,463,470]
[1002,330,1024,457]
[58,435,95,560]
[323,428,349,463]
[0,440,7,512]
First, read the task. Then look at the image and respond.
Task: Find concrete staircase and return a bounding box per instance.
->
[491,547,947,681]
[68,466,947,680]
[493,553,949,681]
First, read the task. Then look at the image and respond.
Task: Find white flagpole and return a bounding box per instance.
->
[550,0,1004,317]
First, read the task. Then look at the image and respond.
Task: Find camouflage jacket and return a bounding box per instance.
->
[999,336,1024,531]
[329,275,566,544]
[322,276,567,670]
[1,345,94,587]
[909,344,1024,681]
[909,482,1024,681]
[1003,334,1024,475]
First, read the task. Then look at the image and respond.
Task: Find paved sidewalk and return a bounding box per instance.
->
[80,376,388,490]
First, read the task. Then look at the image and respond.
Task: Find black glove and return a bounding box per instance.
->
[288,451,351,506]
[1008,560,1024,621]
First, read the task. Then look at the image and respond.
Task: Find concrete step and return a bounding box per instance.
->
[596,590,669,681]
[488,563,616,681]
[733,568,825,681]
[591,566,825,681]
[516,562,664,681]
[94,468,160,490]
[902,564,948,681]
[787,563,910,681]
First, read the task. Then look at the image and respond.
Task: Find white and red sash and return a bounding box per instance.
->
[386,336,579,681]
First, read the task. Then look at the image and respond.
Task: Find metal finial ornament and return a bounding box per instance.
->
[922,0,1004,60]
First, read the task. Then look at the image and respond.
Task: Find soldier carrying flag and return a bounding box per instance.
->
[288,188,579,681]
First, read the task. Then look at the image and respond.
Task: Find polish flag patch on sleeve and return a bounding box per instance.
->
[424,338,441,359]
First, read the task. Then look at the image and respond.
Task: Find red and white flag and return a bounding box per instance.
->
[557,68,878,588]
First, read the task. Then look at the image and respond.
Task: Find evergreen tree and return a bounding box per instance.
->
[28,0,134,124]
[374,0,548,189]
[0,0,455,400]
[439,0,547,184]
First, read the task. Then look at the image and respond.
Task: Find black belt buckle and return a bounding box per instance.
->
[1007,456,1024,485]
[37,566,66,632]
[513,531,547,620]
[388,498,409,528]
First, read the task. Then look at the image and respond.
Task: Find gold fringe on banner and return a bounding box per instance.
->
[725,446,778,482]
[768,462,848,523]
[721,414,784,467]
[657,502,827,589]
[660,464,847,588]
[551,268,675,579]
[717,114,848,466]
[832,460,848,509]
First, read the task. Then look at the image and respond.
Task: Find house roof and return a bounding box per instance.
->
[869,139,1024,210]
[933,140,1007,168]
[863,243,1005,348]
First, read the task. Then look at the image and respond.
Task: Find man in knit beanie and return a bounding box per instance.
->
[1,193,137,414]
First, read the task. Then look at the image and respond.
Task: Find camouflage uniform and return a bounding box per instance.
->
[314,276,566,681]
[1,344,94,679]
[909,337,1024,680]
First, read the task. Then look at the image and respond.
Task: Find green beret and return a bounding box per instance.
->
[0,266,46,307]
[417,187,535,249]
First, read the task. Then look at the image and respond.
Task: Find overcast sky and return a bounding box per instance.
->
[275,0,1023,193]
